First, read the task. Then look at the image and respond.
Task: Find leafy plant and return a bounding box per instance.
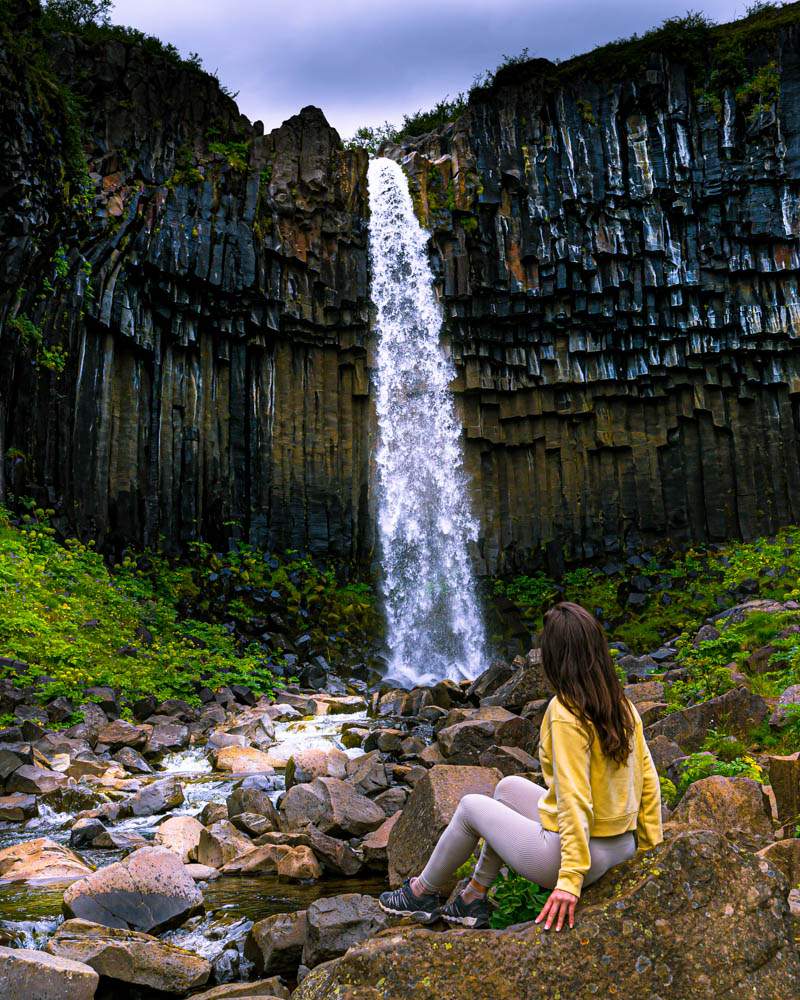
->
[489,868,550,929]
[659,776,679,808]
[208,139,250,172]
[676,752,764,794]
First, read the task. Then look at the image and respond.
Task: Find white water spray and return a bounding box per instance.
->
[368,157,487,686]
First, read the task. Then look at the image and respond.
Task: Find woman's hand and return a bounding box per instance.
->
[535,888,578,931]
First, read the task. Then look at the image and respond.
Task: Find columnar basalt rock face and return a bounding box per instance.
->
[391,27,800,571]
[5,4,800,571]
[0,4,371,557]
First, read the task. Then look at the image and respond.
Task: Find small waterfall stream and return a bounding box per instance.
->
[368,157,487,685]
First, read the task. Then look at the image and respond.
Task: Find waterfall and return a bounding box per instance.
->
[367,157,487,686]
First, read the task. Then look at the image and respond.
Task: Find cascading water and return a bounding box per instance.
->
[367,157,487,685]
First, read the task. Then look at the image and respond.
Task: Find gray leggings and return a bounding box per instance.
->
[419,775,636,892]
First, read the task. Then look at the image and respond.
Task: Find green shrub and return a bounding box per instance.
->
[0,507,284,705]
[659,775,679,808]
[489,868,550,929]
[676,752,764,794]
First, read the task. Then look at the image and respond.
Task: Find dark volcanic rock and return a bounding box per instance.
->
[645,687,768,751]
[294,832,800,1000]
[6,6,800,566]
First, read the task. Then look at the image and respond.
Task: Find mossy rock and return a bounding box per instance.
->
[294,831,799,1000]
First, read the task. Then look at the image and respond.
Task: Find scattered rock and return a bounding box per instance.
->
[669,776,774,843]
[756,838,800,885]
[6,764,70,794]
[112,747,153,774]
[0,792,37,821]
[769,685,800,728]
[96,719,149,750]
[480,656,549,712]
[144,721,189,755]
[277,845,322,881]
[646,734,684,773]
[154,816,205,863]
[388,765,502,888]
[220,844,291,875]
[63,846,204,933]
[191,979,290,999]
[245,909,308,976]
[195,820,254,869]
[301,893,391,969]
[46,918,211,993]
[344,751,390,796]
[645,687,768,752]
[767,752,800,828]
[213,746,276,775]
[301,825,363,876]
[361,813,400,867]
[294,832,800,1000]
[478,745,539,776]
[0,838,92,883]
[372,786,408,816]
[280,777,384,837]
[437,712,534,762]
[128,776,185,817]
[285,748,348,788]
[624,680,666,704]
[0,944,98,1000]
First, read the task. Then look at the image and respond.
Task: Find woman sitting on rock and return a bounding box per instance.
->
[379,601,663,931]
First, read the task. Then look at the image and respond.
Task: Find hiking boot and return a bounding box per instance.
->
[379,879,443,922]
[440,892,491,928]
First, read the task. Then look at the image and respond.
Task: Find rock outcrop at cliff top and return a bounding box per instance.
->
[295,830,800,1000]
[5,3,800,568]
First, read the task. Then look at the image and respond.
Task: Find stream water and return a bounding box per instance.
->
[368,157,487,687]
[0,708,385,984]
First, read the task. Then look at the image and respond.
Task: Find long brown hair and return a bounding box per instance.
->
[540,602,634,765]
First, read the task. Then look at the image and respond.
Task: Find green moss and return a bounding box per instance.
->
[0,506,380,707]
[208,139,250,172]
[9,313,67,373]
[575,97,595,125]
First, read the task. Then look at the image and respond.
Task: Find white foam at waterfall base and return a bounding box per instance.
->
[368,157,487,686]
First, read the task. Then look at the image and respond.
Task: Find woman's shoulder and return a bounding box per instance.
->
[547,695,583,726]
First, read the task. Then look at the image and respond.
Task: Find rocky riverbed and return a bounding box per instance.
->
[0,598,799,998]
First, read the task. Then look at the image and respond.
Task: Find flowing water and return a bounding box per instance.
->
[0,707,379,982]
[367,157,487,686]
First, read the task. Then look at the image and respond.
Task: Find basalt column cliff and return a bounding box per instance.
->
[0,2,372,557]
[393,19,800,572]
[3,3,800,571]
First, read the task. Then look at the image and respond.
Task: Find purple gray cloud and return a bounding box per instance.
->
[110,0,749,137]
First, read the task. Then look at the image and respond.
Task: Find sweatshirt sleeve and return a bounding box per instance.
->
[636,734,663,851]
[550,718,593,897]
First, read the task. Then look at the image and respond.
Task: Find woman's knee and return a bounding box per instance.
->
[455,793,491,828]
[493,775,530,805]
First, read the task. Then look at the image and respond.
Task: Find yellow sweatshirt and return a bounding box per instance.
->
[537,696,663,897]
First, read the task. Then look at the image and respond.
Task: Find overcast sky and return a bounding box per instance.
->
[111,0,750,138]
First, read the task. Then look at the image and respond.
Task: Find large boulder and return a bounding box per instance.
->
[645,687,768,752]
[280,777,384,837]
[295,832,800,1000]
[245,910,308,976]
[0,838,92,883]
[387,765,502,888]
[63,846,203,933]
[301,893,392,969]
[276,844,322,881]
[0,945,98,1000]
[46,918,211,993]
[669,776,774,843]
[757,839,800,886]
